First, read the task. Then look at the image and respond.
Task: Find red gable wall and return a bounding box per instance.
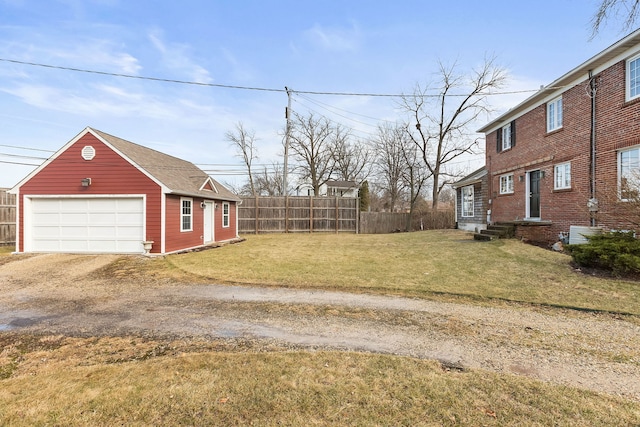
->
[17,132,163,252]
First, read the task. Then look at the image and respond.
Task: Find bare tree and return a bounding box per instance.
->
[288,113,336,195]
[401,57,506,209]
[225,122,258,196]
[592,0,640,36]
[373,123,409,212]
[332,133,372,183]
[254,162,285,196]
[400,142,429,230]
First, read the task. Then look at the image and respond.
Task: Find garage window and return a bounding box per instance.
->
[181,198,193,231]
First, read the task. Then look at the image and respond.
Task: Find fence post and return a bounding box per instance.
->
[285,196,289,233]
[254,195,259,235]
[335,197,339,233]
[309,196,314,233]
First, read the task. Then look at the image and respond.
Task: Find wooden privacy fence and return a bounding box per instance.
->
[239,196,455,234]
[239,196,359,234]
[0,188,16,245]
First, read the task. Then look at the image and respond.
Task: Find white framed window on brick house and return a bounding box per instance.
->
[619,146,640,200]
[499,174,514,194]
[461,185,474,217]
[496,121,515,152]
[627,54,640,101]
[222,202,230,227]
[554,162,571,190]
[547,96,563,132]
[181,197,193,231]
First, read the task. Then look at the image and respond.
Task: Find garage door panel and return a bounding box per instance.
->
[29,197,144,253]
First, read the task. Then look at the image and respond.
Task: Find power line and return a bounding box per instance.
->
[0,57,558,98]
[0,143,55,153]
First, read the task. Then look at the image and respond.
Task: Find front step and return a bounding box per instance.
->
[473,223,515,241]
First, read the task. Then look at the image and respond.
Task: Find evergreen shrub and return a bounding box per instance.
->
[567,231,640,276]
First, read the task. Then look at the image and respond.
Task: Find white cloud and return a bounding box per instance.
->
[303,22,362,52]
[148,30,213,84]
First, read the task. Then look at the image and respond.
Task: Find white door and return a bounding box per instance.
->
[203,201,215,243]
[27,197,144,253]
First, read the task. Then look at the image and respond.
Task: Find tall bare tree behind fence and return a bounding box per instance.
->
[239,197,359,234]
[0,188,16,245]
[239,196,455,234]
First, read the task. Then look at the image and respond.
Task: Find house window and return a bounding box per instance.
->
[222,202,230,227]
[628,54,640,101]
[619,146,640,200]
[554,162,571,190]
[496,121,515,152]
[547,96,563,132]
[181,198,192,231]
[501,124,512,150]
[461,185,474,217]
[499,174,514,194]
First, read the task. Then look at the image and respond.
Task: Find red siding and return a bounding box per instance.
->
[216,201,238,241]
[17,133,162,252]
[164,196,238,253]
[486,59,640,243]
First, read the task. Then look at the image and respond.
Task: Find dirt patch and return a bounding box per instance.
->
[0,253,639,401]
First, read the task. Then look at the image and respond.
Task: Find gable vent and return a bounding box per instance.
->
[81,146,96,161]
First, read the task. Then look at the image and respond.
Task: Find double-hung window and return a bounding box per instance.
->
[222,202,230,227]
[547,96,563,132]
[501,124,512,151]
[181,197,193,231]
[619,146,640,200]
[628,54,640,101]
[461,185,474,217]
[554,162,571,190]
[499,174,514,194]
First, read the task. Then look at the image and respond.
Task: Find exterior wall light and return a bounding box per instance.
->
[81,178,92,187]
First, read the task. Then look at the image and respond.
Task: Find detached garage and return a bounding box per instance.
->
[10,127,241,254]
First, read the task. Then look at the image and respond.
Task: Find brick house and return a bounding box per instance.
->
[478,29,640,244]
[10,127,240,254]
[452,166,488,232]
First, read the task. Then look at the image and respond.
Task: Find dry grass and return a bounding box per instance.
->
[0,334,638,426]
[168,231,640,315]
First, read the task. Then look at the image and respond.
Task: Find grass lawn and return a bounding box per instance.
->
[168,230,640,315]
[3,232,640,425]
[0,335,638,426]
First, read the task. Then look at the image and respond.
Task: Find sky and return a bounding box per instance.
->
[0,0,632,190]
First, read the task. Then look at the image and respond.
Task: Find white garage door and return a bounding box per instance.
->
[28,197,144,253]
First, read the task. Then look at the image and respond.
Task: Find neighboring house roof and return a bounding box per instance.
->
[478,28,640,134]
[12,127,240,202]
[325,180,359,189]
[452,166,487,189]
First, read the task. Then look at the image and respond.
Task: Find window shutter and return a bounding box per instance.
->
[510,121,516,147]
[496,129,502,153]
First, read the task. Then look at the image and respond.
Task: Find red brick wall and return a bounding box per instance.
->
[486,59,640,243]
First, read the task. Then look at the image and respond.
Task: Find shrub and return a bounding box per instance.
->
[567,231,640,276]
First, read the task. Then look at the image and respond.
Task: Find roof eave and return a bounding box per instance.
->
[478,28,640,134]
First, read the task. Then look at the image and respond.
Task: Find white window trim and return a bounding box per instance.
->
[499,174,514,195]
[618,146,640,201]
[222,202,230,228]
[627,53,640,102]
[461,185,474,217]
[180,197,193,232]
[547,96,563,132]
[501,124,512,151]
[554,162,571,190]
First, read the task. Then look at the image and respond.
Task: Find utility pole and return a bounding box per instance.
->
[283,87,292,196]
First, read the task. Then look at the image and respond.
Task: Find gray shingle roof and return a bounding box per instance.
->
[91,128,240,201]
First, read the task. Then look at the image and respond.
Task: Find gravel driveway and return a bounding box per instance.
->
[1,253,639,401]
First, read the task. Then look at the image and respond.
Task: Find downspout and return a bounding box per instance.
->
[588,71,598,226]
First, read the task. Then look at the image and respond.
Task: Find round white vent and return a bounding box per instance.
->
[81,145,96,161]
